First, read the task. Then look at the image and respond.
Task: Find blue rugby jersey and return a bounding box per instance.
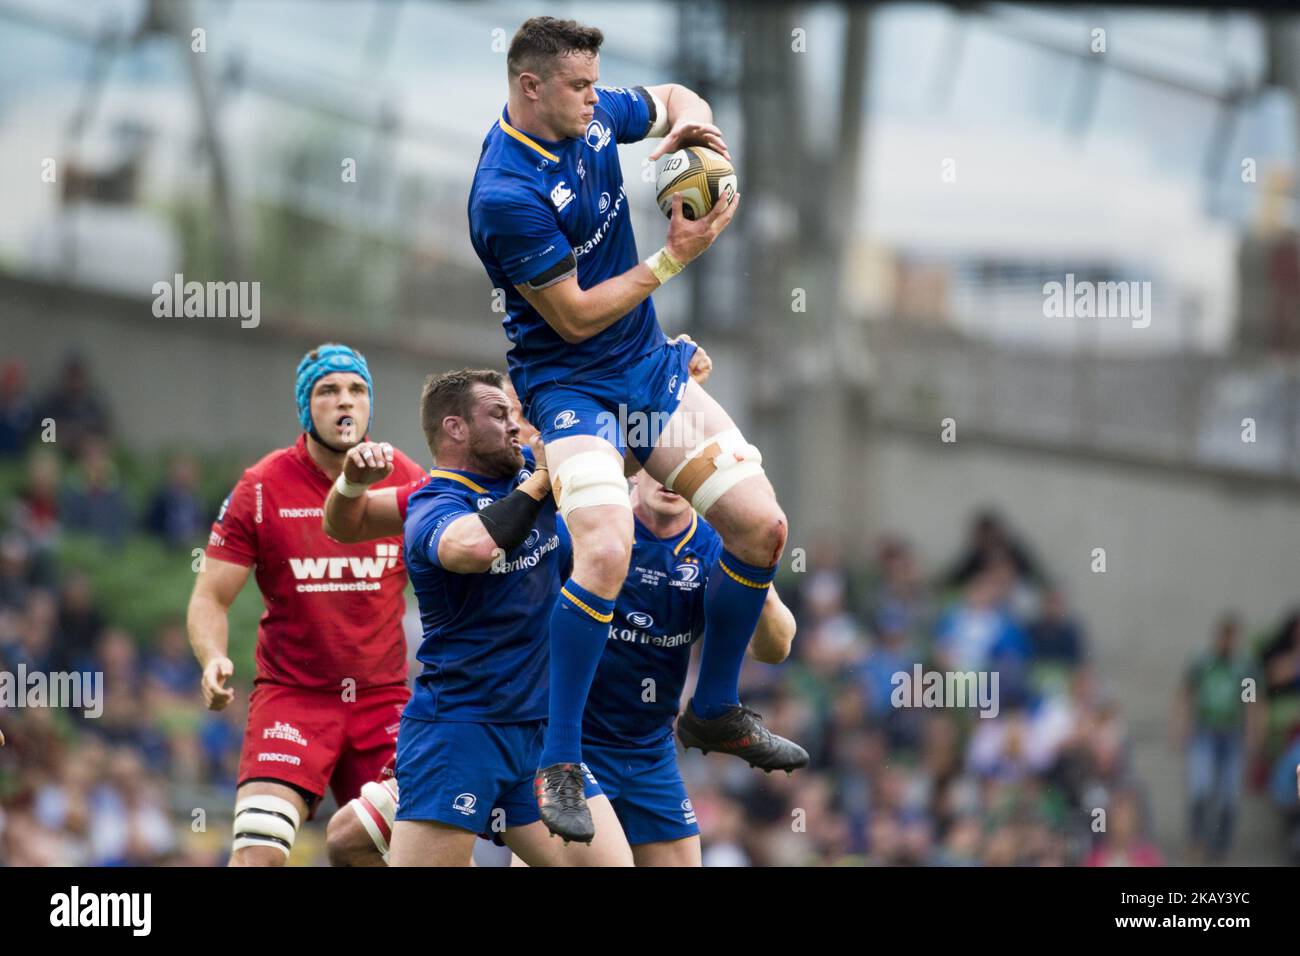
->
[403,457,570,723]
[468,86,667,404]
[582,511,724,748]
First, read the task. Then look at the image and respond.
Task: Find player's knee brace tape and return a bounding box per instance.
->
[664,427,765,517]
[350,778,400,863]
[554,450,632,520]
[232,794,301,860]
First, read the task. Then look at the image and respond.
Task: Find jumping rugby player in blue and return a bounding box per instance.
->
[582,470,797,865]
[469,16,807,843]
[320,369,632,866]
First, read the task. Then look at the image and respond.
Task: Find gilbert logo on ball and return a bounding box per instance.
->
[655,146,737,220]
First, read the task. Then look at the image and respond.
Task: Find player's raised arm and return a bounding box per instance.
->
[643,83,730,161]
[517,190,738,344]
[323,440,402,543]
[187,555,251,710]
[749,586,796,664]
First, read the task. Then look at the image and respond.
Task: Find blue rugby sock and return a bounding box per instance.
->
[539,579,615,767]
[692,550,777,720]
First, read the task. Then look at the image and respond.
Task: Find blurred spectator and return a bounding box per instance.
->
[1260,610,1300,702]
[1084,790,1164,866]
[91,627,145,744]
[52,573,104,673]
[1175,613,1260,862]
[934,814,982,866]
[1,801,67,867]
[856,624,925,748]
[198,695,247,788]
[145,455,206,549]
[38,353,112,457]
[788,535,859,626]
[1026,587,1088,697]
[946,509,1044,589]
[31,747,100,866]
[1267,731,1300,863]
[86,749,177,865]
[143,619,201,696]
[785,622,864,766]
[1074,694,1133,793]
[968,706,1061,782]
[0,532,34,612]
[699,793,751,867]
[870,535,932,639]
[11,449,62,582]
[933,562,1028,673]
[0,359,36,457]
[61,438,130,550]
[3,589,58,674]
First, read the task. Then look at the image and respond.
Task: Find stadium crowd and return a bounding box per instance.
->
[1,354,1297,866]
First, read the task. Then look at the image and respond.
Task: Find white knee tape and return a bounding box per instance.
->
[555,450,632,520]
[664,427,765,516]
[233,794,301,859]
[351,778,400,862]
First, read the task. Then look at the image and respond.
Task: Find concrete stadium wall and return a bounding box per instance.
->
[2,275,507,463]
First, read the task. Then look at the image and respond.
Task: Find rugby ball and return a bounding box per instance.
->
[655,146,737,220]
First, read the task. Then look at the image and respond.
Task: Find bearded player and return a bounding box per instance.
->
[321,368,634,866]
[468,16,807,842]
[186,344,427,865]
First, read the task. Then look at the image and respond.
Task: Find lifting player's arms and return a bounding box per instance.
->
[468,16,807,844]
[185,344,425,866]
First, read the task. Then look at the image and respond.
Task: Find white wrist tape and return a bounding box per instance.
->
[334,473,367,499]
[645,247,684,285]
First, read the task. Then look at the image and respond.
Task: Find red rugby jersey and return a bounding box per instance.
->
[205,434,429,691]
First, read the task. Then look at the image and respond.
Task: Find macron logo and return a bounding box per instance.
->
[289,544,399,581]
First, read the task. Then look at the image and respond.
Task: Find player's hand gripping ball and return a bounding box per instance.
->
[656,146,738,220]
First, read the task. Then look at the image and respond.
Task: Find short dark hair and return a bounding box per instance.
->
[420,368,505,455]
[508,16,603,79]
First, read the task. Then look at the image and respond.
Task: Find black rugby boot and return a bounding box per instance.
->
[534,763,595,844]
[676,700,809,773]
